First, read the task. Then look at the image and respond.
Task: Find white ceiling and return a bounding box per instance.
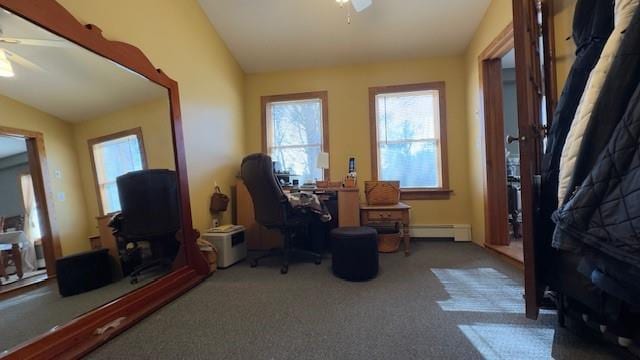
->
[198,0,492,73]
[0,10,166,122]
[0,135,26,159]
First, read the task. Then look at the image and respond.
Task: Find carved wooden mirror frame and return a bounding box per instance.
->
[0,0,209,358]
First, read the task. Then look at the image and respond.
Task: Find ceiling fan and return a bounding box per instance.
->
[337,0,372,12]
[0,29,70,77]
[336,0,372,23]
[0,48,46,77]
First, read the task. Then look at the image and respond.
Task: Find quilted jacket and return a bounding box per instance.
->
[564,6,640,208]
[552,81,640,271]
[557,0,640,205]
[539,0,614,244]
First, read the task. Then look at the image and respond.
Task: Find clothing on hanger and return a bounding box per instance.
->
[557,0,640,206]
[553,79,640,270]
[538,0,614,245]
[563,7,640,209]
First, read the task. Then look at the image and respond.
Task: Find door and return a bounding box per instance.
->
[513,0,551,319]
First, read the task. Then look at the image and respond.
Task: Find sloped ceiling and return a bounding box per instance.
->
[199,0,492,73]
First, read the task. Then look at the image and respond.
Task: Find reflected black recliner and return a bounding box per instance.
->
[110,169,181,284]
[241,153,321,274]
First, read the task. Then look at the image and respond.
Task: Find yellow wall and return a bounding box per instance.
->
[58,0,246,231]
[0,95,90,255]
[463,0,513,245]
[49,0,577,243]
[245,57,472,226]
[554,0,578,90]
[72,98,175,235]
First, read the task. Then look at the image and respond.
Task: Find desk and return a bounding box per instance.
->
[360,203,412,256]
[92,215,123,279]
[235,180,360,250]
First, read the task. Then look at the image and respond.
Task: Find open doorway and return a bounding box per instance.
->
[501,49,524,261]
[0,127,58,293]
[477,24,524,263]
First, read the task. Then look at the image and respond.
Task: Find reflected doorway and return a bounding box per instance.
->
[0,128,57,294]
[501,49,524,262]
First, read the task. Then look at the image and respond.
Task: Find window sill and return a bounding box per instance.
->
[400,188,453,200]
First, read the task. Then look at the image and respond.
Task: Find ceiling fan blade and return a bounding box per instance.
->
[351,0,372,12]
[0,37,72,48]
[4,49,45,72]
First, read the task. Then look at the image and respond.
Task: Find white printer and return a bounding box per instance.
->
[201,225,247,268]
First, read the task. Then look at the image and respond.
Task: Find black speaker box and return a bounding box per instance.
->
[56,248,112,297]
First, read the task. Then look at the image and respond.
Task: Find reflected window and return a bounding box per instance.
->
[371,83,447,189]
[89,128,146,215]
[262,92,328,183]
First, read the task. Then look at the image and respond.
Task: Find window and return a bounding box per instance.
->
[89,128,147,215]
[262,91,329,182]
[370,82,450,199]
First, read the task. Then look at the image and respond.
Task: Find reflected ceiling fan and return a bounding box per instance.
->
[0,29,70,77]
[336,0,372,24]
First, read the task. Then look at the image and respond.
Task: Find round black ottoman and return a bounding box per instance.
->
[331,227,379,281]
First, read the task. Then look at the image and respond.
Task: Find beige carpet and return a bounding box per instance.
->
[87,241,624,359]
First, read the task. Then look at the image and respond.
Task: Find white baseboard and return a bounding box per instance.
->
[409,224,472,242]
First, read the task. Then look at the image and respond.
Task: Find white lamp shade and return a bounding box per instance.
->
[0,50,14,78]
[316,152,329,170]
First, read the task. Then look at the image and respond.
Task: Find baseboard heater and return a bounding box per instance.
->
[409,224,472,242]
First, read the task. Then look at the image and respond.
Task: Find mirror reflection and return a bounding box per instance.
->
[0,8,179,352]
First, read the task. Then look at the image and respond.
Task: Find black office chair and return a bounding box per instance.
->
[110,169,181,284]
[241,153,322,274]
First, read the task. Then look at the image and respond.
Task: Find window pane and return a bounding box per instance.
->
[93,133,144,213]
[271,145,323,184]
[101,182,121,214]
[379,140,440,188]
[376,91,438,142]
[268,97,324,180]
[271,99,322,147]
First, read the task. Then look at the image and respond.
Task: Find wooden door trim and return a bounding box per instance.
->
[0,126,61,278]
[478,23,514,247]
[512,0,546,320]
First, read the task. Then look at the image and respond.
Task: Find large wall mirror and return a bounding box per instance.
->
[0,1,207,358]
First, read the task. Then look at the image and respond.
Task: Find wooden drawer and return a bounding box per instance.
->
[365,210,403,221]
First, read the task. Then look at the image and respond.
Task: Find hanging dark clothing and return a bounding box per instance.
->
[552,80,640,273]
[538,0,614,244]
[564,6,640,208]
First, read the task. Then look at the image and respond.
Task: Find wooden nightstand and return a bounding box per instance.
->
[360,202,412,256]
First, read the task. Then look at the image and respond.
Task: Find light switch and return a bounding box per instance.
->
[57,192,65,202]
[54,169,62,179]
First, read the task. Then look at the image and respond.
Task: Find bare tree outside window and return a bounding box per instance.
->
[262,92,329,183]
[369,82,449,199]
